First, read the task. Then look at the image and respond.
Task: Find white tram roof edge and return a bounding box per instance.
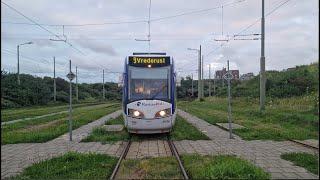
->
[128,53,169,57]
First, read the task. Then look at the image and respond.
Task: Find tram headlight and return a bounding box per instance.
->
[133,110,140,117]
[128,109,144,118]
[155,108,171,118]
[159,110,166,116]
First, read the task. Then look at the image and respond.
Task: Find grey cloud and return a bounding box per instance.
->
[70,54,103,71]
[1,0,318,83]
[74,37,117,56]
[33,39,55,48]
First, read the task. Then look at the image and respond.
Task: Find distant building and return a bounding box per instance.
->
[240,72,254,81]
[286,67,296,71]
[215,68,239,79]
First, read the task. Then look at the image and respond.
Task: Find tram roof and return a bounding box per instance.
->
[132,52,167,56]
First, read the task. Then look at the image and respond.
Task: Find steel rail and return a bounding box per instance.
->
[289,139,319,150]
[109,138,132,180]
[167,137,189,179]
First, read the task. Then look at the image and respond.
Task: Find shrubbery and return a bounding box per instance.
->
[178,62,319,99]
[1,71,121,108]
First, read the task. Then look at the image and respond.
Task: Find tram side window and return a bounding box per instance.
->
[129,67,169,100]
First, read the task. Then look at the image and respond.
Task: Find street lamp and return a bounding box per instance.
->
[187,46,202,100]
[187,48,198,51]
[17,41,33,85]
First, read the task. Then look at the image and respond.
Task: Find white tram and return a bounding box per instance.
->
[122,53,176,134]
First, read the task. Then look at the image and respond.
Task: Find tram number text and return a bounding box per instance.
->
[132,57,166,64]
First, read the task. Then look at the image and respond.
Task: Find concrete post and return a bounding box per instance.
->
[260,0,266,111]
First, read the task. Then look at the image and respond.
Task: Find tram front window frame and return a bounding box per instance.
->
[128,66,171,102]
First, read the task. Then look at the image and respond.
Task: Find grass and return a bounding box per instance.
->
[181,154,270,179]
[82,115,209,144]
[178,96,319,140]
[281,152,319,175]
[82,116,131,143]
[170,115,210,141]
[116,157,183,179]
[1,104,113,132]
[1,103,120,144]
[1,101,111,122]
[12,152,118,180]
[105,115,124,125]
[130,115,210,141]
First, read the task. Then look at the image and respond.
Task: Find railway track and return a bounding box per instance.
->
[109,135,189,180]
[289,139,319,150]
[167,137,189,179]
[109,137,132,180]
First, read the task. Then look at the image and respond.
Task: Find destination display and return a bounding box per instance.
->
[128,56,170,67]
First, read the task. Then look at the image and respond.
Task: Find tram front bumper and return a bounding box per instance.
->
[126,116,173,134]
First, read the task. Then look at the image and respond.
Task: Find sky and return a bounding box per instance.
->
[1,0,319,83]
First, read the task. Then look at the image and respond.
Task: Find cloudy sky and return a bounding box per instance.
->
[1,0,318,83]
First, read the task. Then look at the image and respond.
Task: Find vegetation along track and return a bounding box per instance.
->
[109,134,189,180]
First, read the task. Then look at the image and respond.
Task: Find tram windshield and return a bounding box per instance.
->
[129,66,169,101]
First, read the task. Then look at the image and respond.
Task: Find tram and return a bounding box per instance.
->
[122,53,176,134]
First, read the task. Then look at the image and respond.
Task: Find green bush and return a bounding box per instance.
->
[1,73,51,107]
[177,62,318,99]
[56,91,69,102]
[1,98,20,108]
[1,72,122,108]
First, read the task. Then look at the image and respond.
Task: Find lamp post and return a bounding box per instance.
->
[66,60,75,141]
[17,41,33,85]
[188,46,202,100]
[260,0,266,111]
[208,64,211,96]
[191,73,194,97]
